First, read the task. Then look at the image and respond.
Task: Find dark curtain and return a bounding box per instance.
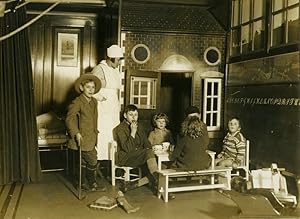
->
[0,6,41,185]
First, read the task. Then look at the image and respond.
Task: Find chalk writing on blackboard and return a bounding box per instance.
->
[226,97,300,106]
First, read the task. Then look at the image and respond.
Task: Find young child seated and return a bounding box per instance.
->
[169,115,210,170]
[216,117,246,168]
[148,113,174,146]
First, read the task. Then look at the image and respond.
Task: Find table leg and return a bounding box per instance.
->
[164,175,169,203]
[158,157,162,171]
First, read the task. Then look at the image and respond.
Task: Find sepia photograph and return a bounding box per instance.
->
[0,0,299,219]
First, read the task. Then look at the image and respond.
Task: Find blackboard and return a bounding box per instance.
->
[225,83,300,174]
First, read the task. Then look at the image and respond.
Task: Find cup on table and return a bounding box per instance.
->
[152,144,163,153]
[162,142,170,152]
[169,144,175,152]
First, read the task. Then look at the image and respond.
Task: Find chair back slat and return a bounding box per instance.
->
[245,140,250,169]
[109,140,117,161]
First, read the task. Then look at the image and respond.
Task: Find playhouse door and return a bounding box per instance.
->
[160,73,192,135]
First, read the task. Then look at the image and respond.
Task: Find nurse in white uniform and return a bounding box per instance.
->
[92,45,123,160]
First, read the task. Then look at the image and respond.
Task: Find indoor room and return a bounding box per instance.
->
[0,0,299,218]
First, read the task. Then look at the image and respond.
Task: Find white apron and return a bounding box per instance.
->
[92,60,121,160]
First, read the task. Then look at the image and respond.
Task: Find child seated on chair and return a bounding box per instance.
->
[65,73,106,192]
[148,113,174,146]
[216,117,246,168]
[113,104,160,193]
[169,114,211,170]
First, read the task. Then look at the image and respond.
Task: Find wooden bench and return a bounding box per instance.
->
[157,167,232,202]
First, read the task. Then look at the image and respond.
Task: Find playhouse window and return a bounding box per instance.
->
[203,78,222,131]
[130,76,157,109]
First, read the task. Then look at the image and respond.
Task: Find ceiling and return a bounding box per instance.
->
[24,0,217,5]
[124,0,217,6]
[23,0,219,9]
[25,0,106,5]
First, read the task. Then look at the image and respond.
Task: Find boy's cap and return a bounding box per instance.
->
[185,106,200,116]
[74,73,101,94]
[107,45,123,58]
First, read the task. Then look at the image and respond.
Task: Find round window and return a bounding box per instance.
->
[131,44,150,64]
[204,47,221,66]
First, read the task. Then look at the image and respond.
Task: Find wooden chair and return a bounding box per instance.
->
[211,140,250,181]
[232,140,250,181]
[109,141,142,186]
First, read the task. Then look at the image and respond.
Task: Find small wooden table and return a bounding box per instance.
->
[157,167,232,202]
[155,150,232,202]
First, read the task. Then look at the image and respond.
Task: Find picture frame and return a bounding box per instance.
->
[57,32,78,67]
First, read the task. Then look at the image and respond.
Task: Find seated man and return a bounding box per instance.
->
[113,104,159,193]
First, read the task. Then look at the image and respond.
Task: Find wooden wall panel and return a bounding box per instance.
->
[29,14,100,115]
[52,27,82,111]
[90,27,98,68]
[43,23,53,113]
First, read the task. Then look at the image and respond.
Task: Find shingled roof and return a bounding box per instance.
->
[121,3,225,34]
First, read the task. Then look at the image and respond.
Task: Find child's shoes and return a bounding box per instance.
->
[81,183,92,192]
[90,182,107,192]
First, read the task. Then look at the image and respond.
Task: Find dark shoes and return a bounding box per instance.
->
[81,183,91,191]
[148,172,159,186]
[119,181,139,193]
[152,172,160,184]
[89,182,107,192]
[81,181,106,192]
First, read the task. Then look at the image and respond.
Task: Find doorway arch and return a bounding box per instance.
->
[159,55,195,135]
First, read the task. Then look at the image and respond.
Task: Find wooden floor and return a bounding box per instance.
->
[0,173,300,219]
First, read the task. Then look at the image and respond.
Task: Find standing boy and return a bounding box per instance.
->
[65,73,106,192]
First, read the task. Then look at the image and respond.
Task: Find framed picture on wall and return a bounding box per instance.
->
[57,32,78,67]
